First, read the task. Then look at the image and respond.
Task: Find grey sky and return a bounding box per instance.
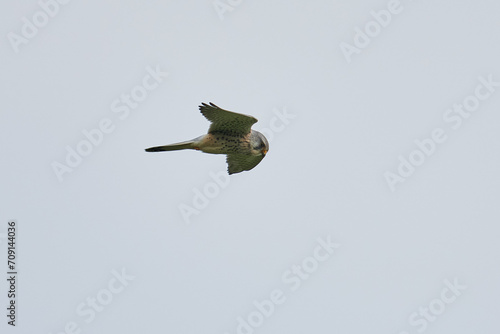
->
[1,0,500,333]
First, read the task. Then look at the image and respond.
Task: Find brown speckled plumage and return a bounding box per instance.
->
[145,102,269,174]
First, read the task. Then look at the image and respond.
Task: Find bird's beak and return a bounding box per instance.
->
[262,149,268,155]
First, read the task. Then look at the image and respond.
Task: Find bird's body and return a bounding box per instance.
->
[146,132,253,154]
[145,103,269,174]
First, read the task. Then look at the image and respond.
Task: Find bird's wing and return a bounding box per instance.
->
[226,153,265,175]
[199,102,258,136]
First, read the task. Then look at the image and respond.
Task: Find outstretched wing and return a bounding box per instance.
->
[199,102,257,136]
[226,153,265,175]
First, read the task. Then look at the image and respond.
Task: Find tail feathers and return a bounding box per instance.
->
[145,140,195,152]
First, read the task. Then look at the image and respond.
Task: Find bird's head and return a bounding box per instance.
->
[250,130,269,156]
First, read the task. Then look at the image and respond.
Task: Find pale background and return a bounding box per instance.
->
[1,0,499,333]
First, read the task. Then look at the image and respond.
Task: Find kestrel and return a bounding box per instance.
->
[145,102,269,174]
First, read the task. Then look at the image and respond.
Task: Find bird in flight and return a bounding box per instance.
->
[145,102,269,174]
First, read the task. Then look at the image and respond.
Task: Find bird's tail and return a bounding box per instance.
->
[145,140,196,152]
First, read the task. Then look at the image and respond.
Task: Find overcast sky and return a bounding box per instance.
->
[1,0,500,333]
